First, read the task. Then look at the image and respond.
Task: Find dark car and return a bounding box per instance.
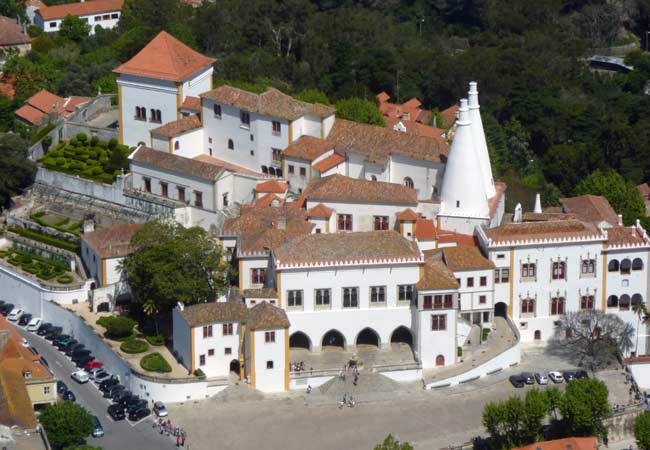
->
[74,355,94,368]
[521,372,535,385]
[108,404,126,421]
[575,370,589,380]
[99,377,119,392]
[108,385,127,400]
[53,335,72,349]
[128,407,150,422]
[94,371,111,385]
[121,394,141,408]
[64,390,76,402]
[92,415,104,438]
[44,326,63,341]
[56,380,68,395]
[509,374,526,388]
[71,346,90,358]
[127,399,148,414]
[65,343,85,356]
[103,384,124,398]
[37,323,53,336]
[0,303,15,316]
[57,338,78,351]
[18,313,32,326]
[563,371,577,382]
[113,390,132,403]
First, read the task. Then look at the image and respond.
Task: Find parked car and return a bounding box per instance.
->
[84,360,103,371]
[18,313,32,326]
[128,407,150,422]
[535,372,549,385]
[509,374,525,388]
[71,347,90,358]
[102,384,123,399]
[563,371,576,382]
[94,371,112,385]
[65,343,85,356]
[92,416,104,438]
[108,404,125,421]
[0,303,15,316]
[521,372,535,385]
[53,335,73,349]
[128,400,148,415]
[153,401,168,417]
[6,308,22,321]
[88,368,106,380]
[44,326,63,341]
[74,354,94,368]
[575,370,589,380]
[58,338,78,351]
[548,371,564,383]
[64,390,76,402]
[26,317,41,331]
[99,377,119,392]
[57,380,68,396]
[122,395,141,409]
[71,370,89,384]
[36,322,52,336]
[113,390,132,403]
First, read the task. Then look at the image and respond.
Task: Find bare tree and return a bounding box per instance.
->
[550,310,634,371]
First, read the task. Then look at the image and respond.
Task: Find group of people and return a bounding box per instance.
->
[154,417,187,447]
[290,361,307,372]
[338,361,361,386]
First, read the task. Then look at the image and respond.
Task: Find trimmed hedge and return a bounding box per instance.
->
[8,227,79,252]
[120,338,149,354]
[30,212,82,236]
[96,316,137,340]
[0,248,70,281]
[194,369,205,377]
[145,334,165,346]
[56,274,74,284]
[140,352,172,373]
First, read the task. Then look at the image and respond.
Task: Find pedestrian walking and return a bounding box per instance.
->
[353,374,358,386]
[603,434,609,447]
[181,434,186,447]
[176,435,180,447]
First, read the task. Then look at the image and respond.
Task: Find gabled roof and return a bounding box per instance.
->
[442,246,494,272]
[306,203,333,219]
[439,104,459,127]
[151,114,202,138]
[483,220,600,244]
[180,301,248,328]
[513,437,597,450]
[248,302,290,330]
[560,195,619,227]
[416,259,459,290]
[0,16,31,46]
[192,154,261,176]
[15,89,90,125]
[255,180,288,194]
[180,96,201,111]
[312,152,346,173]
[37,0,123,20]
[82,222,145,259]
[282,135,334,161]
[415,218,436,240]
[606,226,649,246]
[200,86,335,121]
[304,174,417,205]
[114,31,215,82]
[398,209,419,221]
[274,231,421,266]
[255,193,284,207]
[131,146,223,181]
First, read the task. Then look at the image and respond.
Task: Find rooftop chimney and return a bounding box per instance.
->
[618,214,623,226]
[83,219,95,233]
[533,193,542,214]
[468,82,496,199]
[513,203,523,223]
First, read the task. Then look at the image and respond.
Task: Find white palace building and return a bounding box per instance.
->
[98,32,650,393]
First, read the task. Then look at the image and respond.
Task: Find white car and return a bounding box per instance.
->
[88,368,106,381]
[153,401,168,417]
[7,309,23,322]
[548,371,564,384]
[71,370,89,384]
[26,318,42,332]
[534,372,548,385]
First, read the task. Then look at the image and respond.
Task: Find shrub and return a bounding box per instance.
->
[145,334,165,346]
[120,338,149,354]
[55,157,66,166]
[76,133,88,143]
[56,274,73,284]
[194,368,205,377]
[90,136,99,146]
[95,315,136,339]
[457,346,463,357]
[108,138,118,150]
[8,227,79,252]
[140,352,172,373]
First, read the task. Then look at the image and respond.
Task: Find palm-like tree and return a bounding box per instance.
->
[633,302,646,356]
[642,309,650,357]
[142,298,160,336]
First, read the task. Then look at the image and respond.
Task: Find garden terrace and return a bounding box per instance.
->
[30,210,83,236]
[38,134,132,184]
[0,247,79,286]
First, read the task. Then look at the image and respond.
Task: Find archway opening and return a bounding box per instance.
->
[322,330,345,349]
[356,328,380,347]
[435,355,445,366]
[390,326,413,347]
[229,359,240,374]
[289,332,311,351]
[494,302,507,318]
[534,330,541,340]
[97,302,110,313]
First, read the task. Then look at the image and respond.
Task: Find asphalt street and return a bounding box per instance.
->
[12,323,174,450]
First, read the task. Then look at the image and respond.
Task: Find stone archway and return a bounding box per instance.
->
[494,302,507,318]
[356,328,380,347]
[289,331,311,351]
[322,330,345,349]
[390,326,413,347]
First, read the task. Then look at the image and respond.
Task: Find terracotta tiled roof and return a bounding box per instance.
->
[255,193,284,207]
[442,246,494,271]
[25,90,62,114]
[14,104,47,125]
[132,146,223,181]
[386,117,446,141]
[282,135,333,161]
[312,152,346,173]
[304,174,417,205]
[398,209,419,221]
[0,73,16,99]
[274,230,420,265]
[440,104,458,127]
[192,154,261,176]
[606,226,648,246]
[201,86,335,121]
[307,203,333,219]
[376,92,390,103]
[82,222,145,259]
[0,16,31,46]
[242,288,277,299]
[180,96,201,111]
[483,220,600,244]
[513,437,597,450]
[256,180,288,194]
[437,230,478,247]
[37,0,123,20]
[15,89,90,125]
[327,119,447,164]
[488,181,507,219]
[522,212,576,222]
[248,302,290,330]
[114,31,215,82]
[0,363,37,429]
[180,301,248,328]
[151,114,202,138]
[415,218,436,240]
[561,195,619,226]
[416,259,459,290]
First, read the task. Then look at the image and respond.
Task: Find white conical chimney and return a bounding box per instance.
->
[533,193,542,214]
[513,203,523,222]
[468,82,496,199]
[439,99,489,218]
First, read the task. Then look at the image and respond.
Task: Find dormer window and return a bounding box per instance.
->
[240,111,250,128]
[213,104,221,118]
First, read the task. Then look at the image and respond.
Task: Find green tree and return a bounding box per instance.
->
[335,98,385,126]
[522,389,549,443]
[373,434,414,450]
[635,412,650,450]
[58,15,91,42]
[574,169,645,226]
[120,219,232,321]
[40,402,93,449]
[0,134,36,210]
[545,387,563,421]
[64,445,104,450]
[296,88,330,105]
[560,378,611,437]
[482,395,528,448]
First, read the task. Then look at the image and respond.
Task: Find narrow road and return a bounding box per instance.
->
[13,324,174,450]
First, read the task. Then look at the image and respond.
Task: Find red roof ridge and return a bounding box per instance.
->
[255,180,288,194]
[37,0,124,20]
[306,203,333,218]
[398,209,419,221]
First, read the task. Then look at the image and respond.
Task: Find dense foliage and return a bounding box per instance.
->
[635,413,650,450]
[0,247,71,283]
[3,0,650,212]
[0,134,36,210]
[96,315,137,340]
[140,352,172,373]
[374,435,414,450]
[39,401,94,449]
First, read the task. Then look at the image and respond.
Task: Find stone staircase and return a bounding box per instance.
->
[318,369,399,398]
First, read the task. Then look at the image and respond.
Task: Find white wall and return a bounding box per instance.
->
[170,128,205,159]
[172,308,192,372]
[291,115,322,141]
[36,10,121,34]
[305,199,412,233]
[192,321,242,378]
[389,154,444,201]
[283,157,312,193]
[239,256,269,290]
[456,268,494,313]
[630,362,650,390]
[415,290,457,369]
[252,328,286,392]
[182,67,213,99]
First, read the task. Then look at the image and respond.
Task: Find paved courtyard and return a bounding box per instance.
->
[291,342,416,372]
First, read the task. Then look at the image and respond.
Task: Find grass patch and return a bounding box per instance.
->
[30,211,82,236]
[140,352,172,373]
[96,316,137,340]
[38,134,132,184]
[0,248,71,282]
[144,334,165,346]
[120,338,149,354]
[457,346,463,357]
[8,226,79,252]
[194,369,205,377]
